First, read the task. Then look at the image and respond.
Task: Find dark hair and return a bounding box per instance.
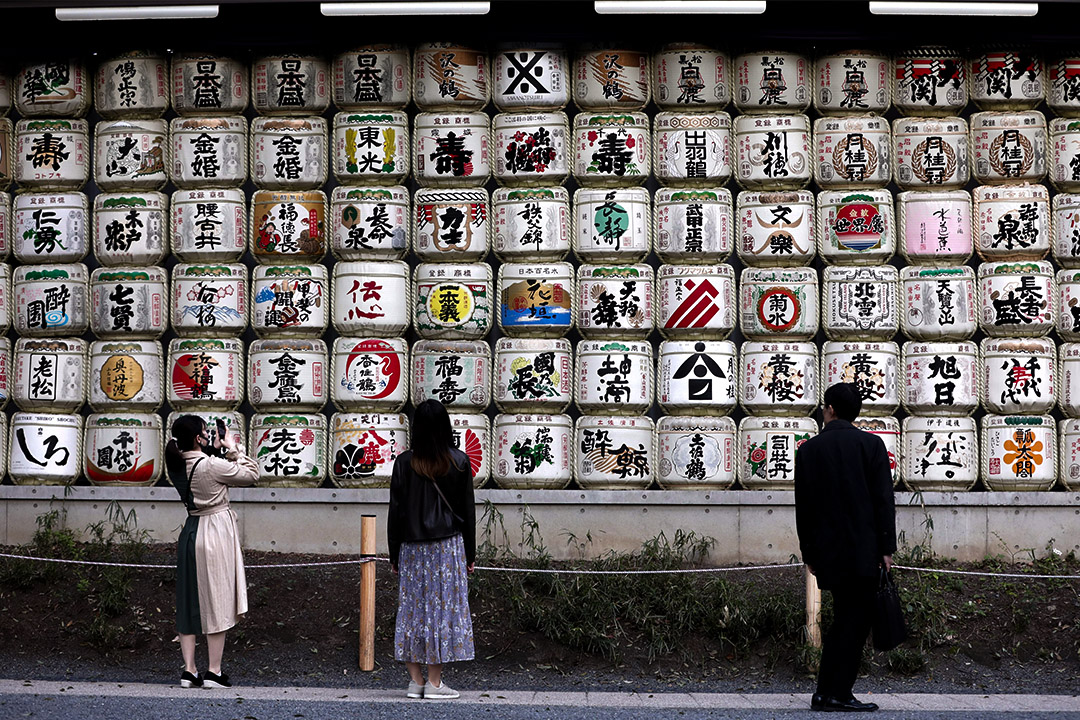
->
[824,383,862,422]
[166,415,206,509]
[410,399,463,480]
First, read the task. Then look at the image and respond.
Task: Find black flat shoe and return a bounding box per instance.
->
[811,694,879,712]
[180,671,202,688]
[202,671,231,689]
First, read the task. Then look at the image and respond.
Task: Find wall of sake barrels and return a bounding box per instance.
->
[0,5,1077,558]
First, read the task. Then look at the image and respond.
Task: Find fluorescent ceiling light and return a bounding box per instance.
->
[321,1,490,14]
[596,0,765,11]
[869,1,1037,15]
[56,4,219,20]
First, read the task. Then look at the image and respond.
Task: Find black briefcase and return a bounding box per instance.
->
[872,568,907,652]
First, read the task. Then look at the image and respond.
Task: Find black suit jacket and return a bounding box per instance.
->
[794,419,896,590]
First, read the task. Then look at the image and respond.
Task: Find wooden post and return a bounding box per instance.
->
[359,514,376,671]
[805,566,822,650]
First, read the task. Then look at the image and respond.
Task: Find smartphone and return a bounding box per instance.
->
[216,418,227,445]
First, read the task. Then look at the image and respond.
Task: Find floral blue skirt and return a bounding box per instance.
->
[394,533,475,664]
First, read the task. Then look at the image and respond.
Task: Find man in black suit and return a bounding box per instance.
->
[795,383,896,713]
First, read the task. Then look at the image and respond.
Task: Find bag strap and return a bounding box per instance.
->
[430,479,464,525]
[181,458,205,513]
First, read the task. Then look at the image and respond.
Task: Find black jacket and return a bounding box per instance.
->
[387,448,476,567]
[794,419,896,590]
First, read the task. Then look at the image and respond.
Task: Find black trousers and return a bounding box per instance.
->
[816,576,877,699]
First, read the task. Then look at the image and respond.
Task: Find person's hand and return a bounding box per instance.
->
[467,562,475,575]
[221,430,237,452]
[805,563,815,576]
[391,564,398,574]
[882,555,893,572]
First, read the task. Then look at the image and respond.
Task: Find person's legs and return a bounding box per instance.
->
[206,632,226,675]
[427,664,442,687]
[406,662,425,685]
[179,633,198,674]
[817,579,876,699]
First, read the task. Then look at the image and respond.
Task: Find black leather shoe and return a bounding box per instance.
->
[810,694,879,712]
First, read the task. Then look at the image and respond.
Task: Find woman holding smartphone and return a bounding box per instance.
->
[166,415,259,689]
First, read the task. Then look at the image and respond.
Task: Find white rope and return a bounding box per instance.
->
[0,552,377,570]
[893,564,1080,581]
[471,562,803,575]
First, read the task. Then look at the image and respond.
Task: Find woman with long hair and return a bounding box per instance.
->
[166,414,259,689]
[388,399,476,699]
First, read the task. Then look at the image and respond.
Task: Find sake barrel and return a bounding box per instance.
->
[653,112,732,186]
[733,51,810,114]
[853,416,902,488]
[657,339,737,415]
[492,44,570,111]
[0,413,7,478]
[333,45,411,111]
[0,336,9,410]
[329,411,409,488]
[251,264,328,337]
[893,47,967,116]
[970,111,1047,185]
[171,188,246,262]
[171,263,247,337]
[981,415,1056,491]
[816,189,895,265]
[573,47,650,111]
[981,337,1056,415]
[1059,343,1080,417]
[900,266,978,341]
[573,187,650,262]
[653,43,730,110]
[165,410,245,453]
[450,411,491,487]
[739,267,819,341]
[815,51,890,115]
[332,111,409,185]
[493,413,573,490]
[0,124,11,191]
[169,116,247,189]
[249,338,328,412]
[413,262,493,340]
[167,337,244,411]
[892,116,969,189]
[734,114,812,190]
[93,191,168,266]
[330,185,409,260]
[1049,56,1080,117]
[656,416,737,490]
[822,265,899,340]
[249,413,328,487]
[656,264,736,339]
[901,340,980,416]
[413,112,491,187]
[12,337,86,412]
[978,261,1055,337]
[0,263,9,336]
[331,260,410,336]
[571,113,650,187]
[90,266,167,339]
[88,339,164,412]
[498,262,574,336]
[576,264,653,339]
[576,339,653,415]
[1061,271,1080,341]
[738,415,816,491]
[576,415,655,490]
[493,111,570,186]
[410,339,491,412]
[740,341,818,417]
[95,51,168,119]
[15,119,90,189]
[250,117,328,191]
[897,190,973,265]
[654,188,733,263]
[252,55,329,115]
[330,336,408,412]
[1051,118,1080,192]
[901,415,978,491]
[15,60,89,117]
[493,187,571,261]
[250,189,327,263]
[12,263,89,337]
[1060,419,1080,489]
[84,413,163,487]
[413,188,490,261]
[974,183,1050,262]
[13,191,89,264]
[171,53,248,116]
[969,51,1043,110]
[1053,194,1080,268]
[413,43,489,111]
[814,116,891,189]
[7,412,83,485]
[493,337,573,413]
[736,190,815,267]
[0,74,8,117]
[93,119,167,191]
[822,340,900,416]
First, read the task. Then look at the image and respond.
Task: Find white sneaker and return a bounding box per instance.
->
[407,680,424,698]
[423,681,459,699]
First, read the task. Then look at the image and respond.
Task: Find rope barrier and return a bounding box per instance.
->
[892,564,1080,580]
[0,552,377,570]
[470,562,803,575]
